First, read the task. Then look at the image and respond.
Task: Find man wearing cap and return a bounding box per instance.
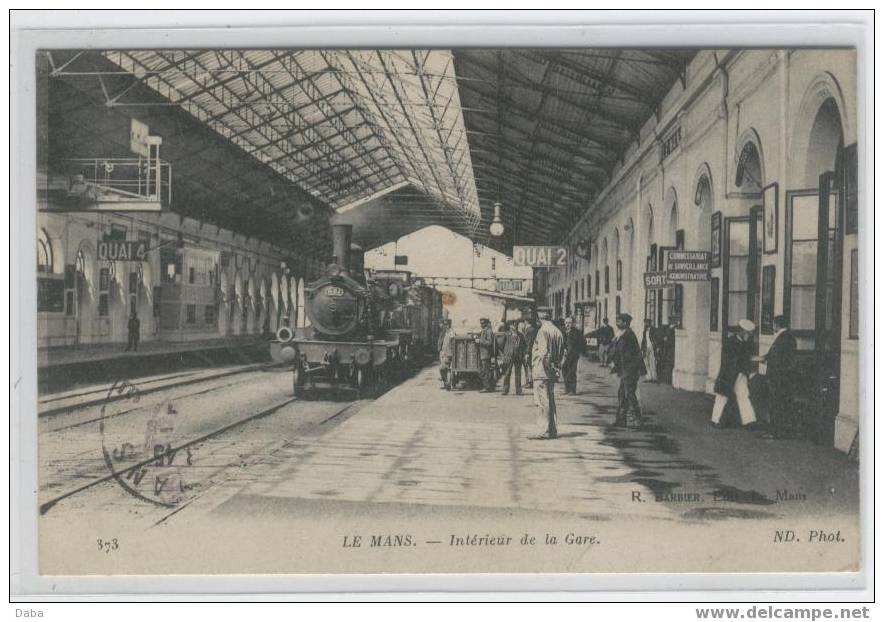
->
[500,322,525,396]
[530,310,564,439]
[611,313,646,428]
[475,318,496,392]
[711,319,758,429]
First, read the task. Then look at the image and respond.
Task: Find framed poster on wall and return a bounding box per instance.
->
[763,182,779,254]
[710,211,722,268]
[761,265,775,334]
[710,277,719,332]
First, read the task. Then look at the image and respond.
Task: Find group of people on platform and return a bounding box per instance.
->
[436,308,799,442]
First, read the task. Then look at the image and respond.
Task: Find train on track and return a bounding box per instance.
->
[271,224,443,398]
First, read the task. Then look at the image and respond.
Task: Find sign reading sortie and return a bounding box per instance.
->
[666,250,711,281]
[643,271,670,290]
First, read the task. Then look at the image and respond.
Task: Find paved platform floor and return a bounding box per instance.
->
[226,359,858,522]
[39,357,860,575]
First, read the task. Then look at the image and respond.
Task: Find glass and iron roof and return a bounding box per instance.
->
[106,49,481,233]
[48,48,694,251]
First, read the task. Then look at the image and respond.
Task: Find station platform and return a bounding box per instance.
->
[38,335,272,394]
[217,357,859,523]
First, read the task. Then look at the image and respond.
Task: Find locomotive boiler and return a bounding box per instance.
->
[271,224,442,398]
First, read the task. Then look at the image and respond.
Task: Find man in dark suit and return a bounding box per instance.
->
[475,318,496,392]
[561,316,585,395]
[759,315,798,438]
[500,323,525,395]
[611,313,646,428]
[522,318,538,389]
[126,312,141,352]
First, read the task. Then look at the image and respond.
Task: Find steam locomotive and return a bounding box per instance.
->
[271,224,443,398]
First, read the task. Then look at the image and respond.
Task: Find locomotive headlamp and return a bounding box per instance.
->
[489,201,504,237]
[355,348,371,366]
[279,345,297,363]
[387,282,401,297]
[327,263,342,277]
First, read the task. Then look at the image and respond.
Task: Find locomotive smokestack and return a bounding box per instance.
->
[332,224,352,275]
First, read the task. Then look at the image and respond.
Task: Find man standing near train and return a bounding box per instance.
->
[475,317,496,392]
[530,309,564,440]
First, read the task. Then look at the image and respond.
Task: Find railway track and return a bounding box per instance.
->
[39,362,281,418]
[39,395,299,516]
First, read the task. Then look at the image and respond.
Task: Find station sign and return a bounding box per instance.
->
[130,118,150,157]
[497,279,523,292]
[372,270,410,282]
[97,240,148,262]
[643,271,670,290]
[512,245,567,267]
[666,250,711,282]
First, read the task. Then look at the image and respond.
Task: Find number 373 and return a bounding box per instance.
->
[97,538,119,554]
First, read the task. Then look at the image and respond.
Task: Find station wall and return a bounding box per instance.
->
[540,49,859,453]
[36,207,325,348]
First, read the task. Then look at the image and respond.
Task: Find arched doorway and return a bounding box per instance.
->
[642,205,656,326]
[269,272,280,332]
[612,228,621,318]
[297,277,308,328]
[786,94,849,445]
[137,261,154,339]
[722,137,766,361]
[218,271,230,336]
[279,274,289,330]
[624,218,635,313]
[74,245,95,345]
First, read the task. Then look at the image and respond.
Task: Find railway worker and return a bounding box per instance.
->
[611,313,646,428]
[530,310,564,440]
[500,323,525,396]
[438,319,456,390]
[561,316,585,395]
[475,317,496,392]
[710,319,758,430]
[522,318,538,389]
[126,311,141,352]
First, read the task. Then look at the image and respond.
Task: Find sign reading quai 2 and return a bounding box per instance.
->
[97,240,148,262]
[512,246,567,267]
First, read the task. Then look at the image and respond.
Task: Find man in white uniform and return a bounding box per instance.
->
[530,310,564,440]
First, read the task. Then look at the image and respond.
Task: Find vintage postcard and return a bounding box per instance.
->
[31,43,862,577]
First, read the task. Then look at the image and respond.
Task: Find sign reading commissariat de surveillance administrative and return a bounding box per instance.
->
[512,246,567,267]
[666,251,710,281]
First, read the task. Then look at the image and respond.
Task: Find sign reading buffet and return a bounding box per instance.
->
[512,246,568,267]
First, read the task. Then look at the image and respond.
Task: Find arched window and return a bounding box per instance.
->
[37,228,53,273]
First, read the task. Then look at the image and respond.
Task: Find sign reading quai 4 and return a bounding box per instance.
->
[97,240,148,262]
[512,246,567,267]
